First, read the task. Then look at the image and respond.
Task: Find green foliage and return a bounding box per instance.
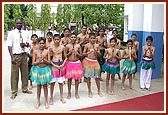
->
[4,4,10,32]
[55,4,124,39]
[20,4,28,17]
[12,4,22,22]
[4,3,124,39]
[39,4,51,32]
[25,4,38,30]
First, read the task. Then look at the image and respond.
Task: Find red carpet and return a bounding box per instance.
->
[75,92,164,111]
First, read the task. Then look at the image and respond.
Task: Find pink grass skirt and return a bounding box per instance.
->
[65,60,83,80]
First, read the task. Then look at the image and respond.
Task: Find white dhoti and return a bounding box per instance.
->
[140,68,152,89]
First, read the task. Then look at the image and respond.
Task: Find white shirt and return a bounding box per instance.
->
[106,31,113,43]
[6,29,31,54]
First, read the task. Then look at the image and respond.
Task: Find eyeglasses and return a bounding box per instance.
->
[39,43,45,44]
[71,37,76,38]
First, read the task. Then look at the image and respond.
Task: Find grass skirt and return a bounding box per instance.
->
[121,60,136,74]
[65,60,83,80]
[82,58,100,78]
[102,60,120,74]
[30,65,53,85]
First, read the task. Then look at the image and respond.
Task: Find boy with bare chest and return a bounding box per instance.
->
[121,39,137,90]
[96,28,108,81]
[28,34,39,90]
[77,25,89,48]
[82,33,103,98]
[46,32,54,49]
[30,37,52,109]
[65,33,83,99]
[102,37,121,95]
[131,34,139,79]
[140,36,155,91]
[50,34,67,104]
[61,28,71,46]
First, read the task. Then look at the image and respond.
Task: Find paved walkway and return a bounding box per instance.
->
[2,41,165,113]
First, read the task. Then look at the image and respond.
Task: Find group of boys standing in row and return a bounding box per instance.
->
[7,18,155,109]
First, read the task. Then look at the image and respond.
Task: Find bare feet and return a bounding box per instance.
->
[130,86,133,89]
[88,92,93,98]
[98,91,103,97]
[75,94,80,99]
[49,98,54,105]
[60,98,66,104]
[121,86,126,90]
[45,103,49,109]
[67,93,71,99]
[35,102,40,109]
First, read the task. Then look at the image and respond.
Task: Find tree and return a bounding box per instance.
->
[12,4,22,22]
[4,4,10,32]
[39,4,51,34]
[55,4,64,33]
[25,4,38,31]
[20,4,28,18]
[55,4,124,38]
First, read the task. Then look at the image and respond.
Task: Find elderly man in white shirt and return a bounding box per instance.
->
[6,18,32,100]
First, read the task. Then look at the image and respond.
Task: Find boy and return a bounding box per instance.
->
[65,33,83,99]
[140,36,155,90]
[50,34,67,104]
[102,37,121,94]
[131,34,139,80]
[121,39,137,90]
[96,28,108,81]
[82,33,103,98]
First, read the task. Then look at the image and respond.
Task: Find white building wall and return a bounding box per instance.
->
[151,4,164,32]
[143,4,153,32]
[132,4,144,31]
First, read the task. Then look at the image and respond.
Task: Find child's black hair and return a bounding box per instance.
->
[82,24,87,28]
[127,39,133,44]
[71,33,76,36]
[131,33,137,37]
[46,32,53,36]
[63,28,70,32]
[38,37,46,43]
[146,36,153,42]
[31,34,38,39]
[53,34,61,39]
[89,32,96,38]
[110,37,117,43]
[112,30,118,34]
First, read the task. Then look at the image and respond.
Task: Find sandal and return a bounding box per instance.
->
[23,90,32,94]
[10,95,17,100]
